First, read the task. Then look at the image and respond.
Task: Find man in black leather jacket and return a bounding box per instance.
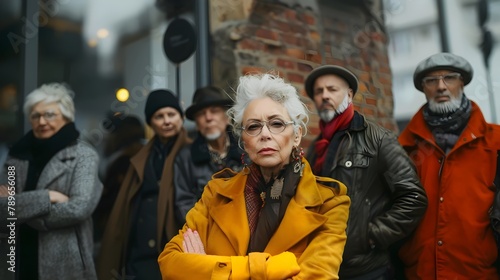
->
[304,65,427,280]
[174,86,243,226]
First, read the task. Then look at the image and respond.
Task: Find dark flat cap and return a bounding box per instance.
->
[185,86,233,120]
[413,53,473,92]
[304,65,359,99]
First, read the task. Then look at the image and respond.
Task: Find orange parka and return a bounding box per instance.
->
[398,101,500,280]
[158,159,350,280]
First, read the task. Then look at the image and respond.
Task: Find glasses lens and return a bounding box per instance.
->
[30,113,41,121]
[268,119,286,134]
[443,74,460,84]
[244,122,263,136]
[423,77,439,87]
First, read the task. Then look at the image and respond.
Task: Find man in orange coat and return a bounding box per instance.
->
[399,52,500,279]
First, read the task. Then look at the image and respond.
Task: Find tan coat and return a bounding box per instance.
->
[97,129,190,280]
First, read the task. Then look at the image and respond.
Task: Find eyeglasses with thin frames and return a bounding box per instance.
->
[422,73,462,88]
[30,111,60,122]
[242,119,294,136]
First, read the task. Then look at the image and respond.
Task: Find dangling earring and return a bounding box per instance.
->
[241,153,250,174]
[291,146,304,174]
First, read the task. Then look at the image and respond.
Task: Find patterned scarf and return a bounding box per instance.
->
[244,164,266,236]
[423,94,471,154]
[314,104,354,174]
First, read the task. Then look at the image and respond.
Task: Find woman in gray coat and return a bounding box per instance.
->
[0,83,102,280]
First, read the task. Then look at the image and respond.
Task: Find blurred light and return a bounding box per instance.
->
[87,38,98,48]
[116,88,129,102]
[97,28,109,39]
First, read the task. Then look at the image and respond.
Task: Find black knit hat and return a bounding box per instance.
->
[304,65,359,99]
[144,89,183,124]
[185,86,233,120]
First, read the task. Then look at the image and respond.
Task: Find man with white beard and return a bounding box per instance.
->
[304,65,427,280]
[173,86,243,226]
[398,53,500,279]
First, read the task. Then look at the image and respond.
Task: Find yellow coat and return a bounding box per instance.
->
[158,159,350,279]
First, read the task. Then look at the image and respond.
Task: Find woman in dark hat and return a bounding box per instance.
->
[174,86,243,226]
[98,89,191,280]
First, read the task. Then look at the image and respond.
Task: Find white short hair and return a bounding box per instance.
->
[227,73,309,139]
[24,83,75,122]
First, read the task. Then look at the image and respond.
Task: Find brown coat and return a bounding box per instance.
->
[97,129,190,280]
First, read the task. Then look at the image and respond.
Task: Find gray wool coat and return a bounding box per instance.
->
[0,140,102,280]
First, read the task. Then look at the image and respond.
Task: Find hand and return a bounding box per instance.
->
[182,228,206,254]
[48,190,69,204]
[0,185,9,197]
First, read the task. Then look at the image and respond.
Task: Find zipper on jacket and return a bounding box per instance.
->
[438,155,445,178]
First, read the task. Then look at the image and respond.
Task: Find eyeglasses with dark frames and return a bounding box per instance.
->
[242,119,294,136]
[422,73,462,88]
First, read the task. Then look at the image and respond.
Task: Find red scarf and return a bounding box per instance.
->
[313,104,354,174]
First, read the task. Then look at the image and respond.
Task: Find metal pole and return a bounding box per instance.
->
[195,0,211,87]
[436,0,450,52]
[21,0,39,133]
[485,65,497,123]
[176,63,180,100]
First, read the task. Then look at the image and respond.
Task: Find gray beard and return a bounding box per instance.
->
[319,94,350,122]
[428,91,463,114]
[204,131,222,141]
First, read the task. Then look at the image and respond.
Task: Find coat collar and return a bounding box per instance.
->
[400,101,488,151]
[6,143,80,190]
[36,145,76,189]
[208,160,332,255]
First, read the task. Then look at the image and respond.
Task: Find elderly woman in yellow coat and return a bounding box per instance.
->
[158,73,350,279]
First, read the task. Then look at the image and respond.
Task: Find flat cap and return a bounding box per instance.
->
[413,53,473,92]
[304,65,358,99]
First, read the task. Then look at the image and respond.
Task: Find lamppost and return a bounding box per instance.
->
[477,0,497,123]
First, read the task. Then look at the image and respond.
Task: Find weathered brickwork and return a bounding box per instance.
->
[211,0,397,149]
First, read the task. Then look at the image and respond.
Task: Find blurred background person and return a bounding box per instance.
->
[398,53,500,279]
[98,89,191,280]
[304,65,427,280]
[93,113,146,254]
[158,73,350,280]
[174,86,243,225]
[0,83,102,280]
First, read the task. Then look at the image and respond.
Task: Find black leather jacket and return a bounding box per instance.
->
[307,112,427,278]
[174,131,243,225]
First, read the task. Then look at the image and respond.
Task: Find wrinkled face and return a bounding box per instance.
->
[241,97,301,177]
[30,101,69,139]
[149,107,184,143]
[312,74,353,122]
[194,106,229,141]
[422,70,464,113]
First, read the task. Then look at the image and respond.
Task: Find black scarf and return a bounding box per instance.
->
[423,94,471,154]
[9,122,80,191]
[152,135,177,181]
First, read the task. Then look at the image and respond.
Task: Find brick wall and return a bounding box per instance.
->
[210,0,397,150]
